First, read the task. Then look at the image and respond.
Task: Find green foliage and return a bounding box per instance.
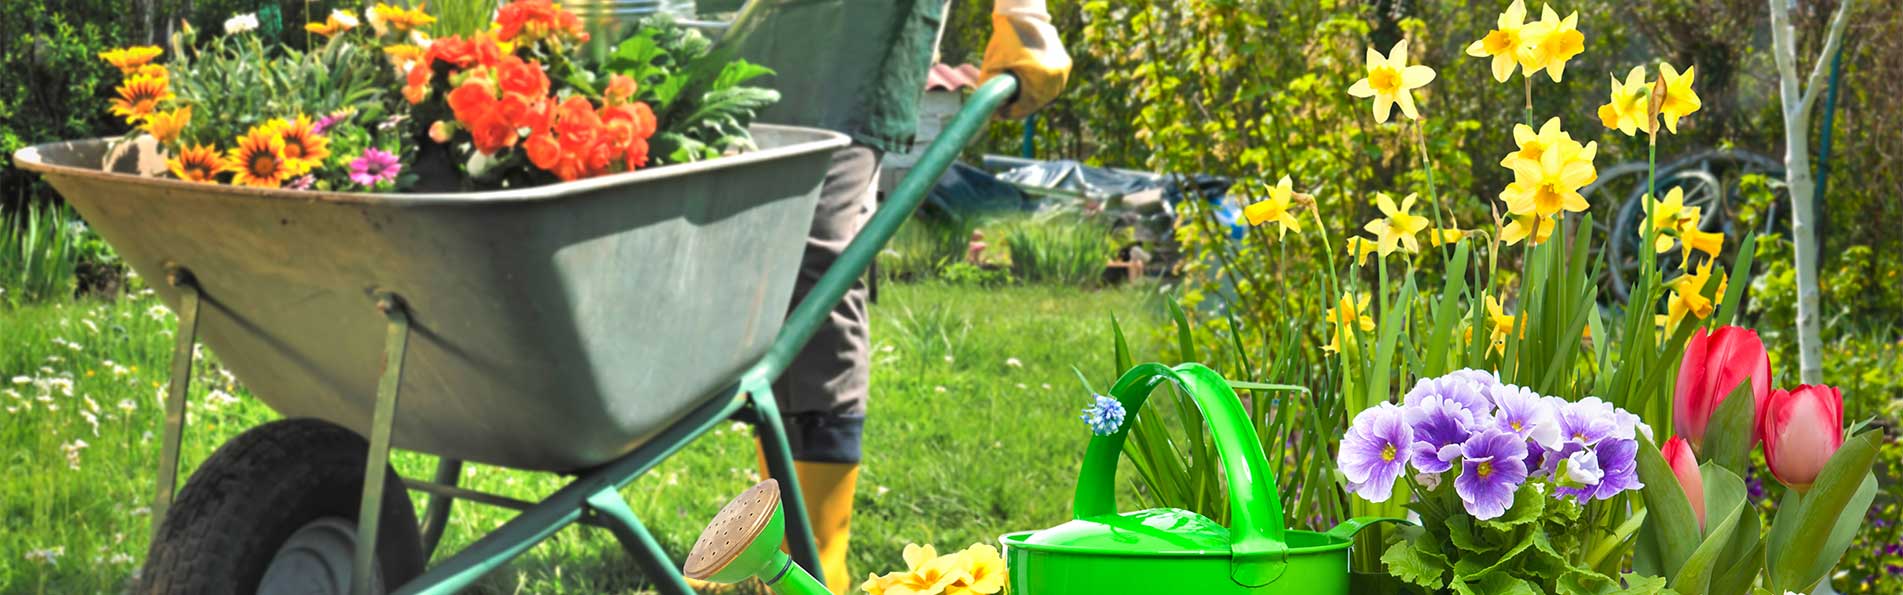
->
[937,261,1009,287]
[162,23,400,150]
[878,217,978,284]
[0,0,133,208]
[601,18,778,164]
[1835,432,1903,593]
[999,214,1111,286]
[0,203,80,306]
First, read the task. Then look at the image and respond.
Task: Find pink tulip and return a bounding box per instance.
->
[1661,436,1706,529]
[1758,384,1845,491]
[1674,326,1771,454]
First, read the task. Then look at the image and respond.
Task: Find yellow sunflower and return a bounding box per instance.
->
[167,144,226,183]
[108,74,173,125]
[224,126,292,188]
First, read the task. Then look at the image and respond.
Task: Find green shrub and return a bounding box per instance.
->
[1,0,134,210]
[878,217,979,283]
[999,214,1111,286]
[937,261,1009,287]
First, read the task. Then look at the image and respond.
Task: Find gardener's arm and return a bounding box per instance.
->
[980,0,1072,119]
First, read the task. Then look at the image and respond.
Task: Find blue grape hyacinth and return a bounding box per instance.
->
[1080,394,1126,436]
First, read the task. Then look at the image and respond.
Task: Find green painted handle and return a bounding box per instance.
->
[1073,362,1291,587]
[748,76,1019,388]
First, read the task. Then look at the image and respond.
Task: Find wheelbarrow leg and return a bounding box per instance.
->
[353,293,412,595]
[585,488,697,595]
[743,387,826,587]
[152,268,201,536]
[419,457,464,559]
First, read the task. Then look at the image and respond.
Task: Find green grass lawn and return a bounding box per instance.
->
[1,281,1159,593]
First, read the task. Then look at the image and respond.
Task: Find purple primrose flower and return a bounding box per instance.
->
[1339,403,1413,502]
[1455,430,1529,520]
[1489,384,1561,451]
[1555,437,1643,503]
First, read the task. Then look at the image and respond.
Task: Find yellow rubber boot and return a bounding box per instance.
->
[788,460,860,595]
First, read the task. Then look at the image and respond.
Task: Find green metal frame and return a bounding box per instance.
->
[148,75,1020,595]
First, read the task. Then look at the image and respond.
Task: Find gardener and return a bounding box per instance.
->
[722,2,1070,593]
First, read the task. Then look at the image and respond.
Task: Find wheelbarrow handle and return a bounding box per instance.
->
[748,74,1021,387]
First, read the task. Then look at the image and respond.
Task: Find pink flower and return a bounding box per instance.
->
[348,148,401,187]
[1674,326,1771,455]
[1758,384,1844,491]
[1661,436,1706,529]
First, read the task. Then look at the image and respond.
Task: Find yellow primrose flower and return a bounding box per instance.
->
[1501,212,1556,246]
[1597,65,1655,136]
[1465,0,1530,83]
[1500,136,1597,218]
[1518,4,1585,82]
[1243,175,1305,239]
[1323,293,1376,354]
[1345,236,1380,266]
[948,544,1006,595]
[1364,193,1430,256]
[98,46,163,73]
[864,571,905,595]
[1664,260,1725,331]
[1658,63,1701,133]
[1347,39,1437,123]
[1501,116,1581,172]
[893,544,969,595]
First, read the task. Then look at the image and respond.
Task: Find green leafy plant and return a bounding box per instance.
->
[0,203,80,306]
[598,17,779,164]
[999,214,1112,286]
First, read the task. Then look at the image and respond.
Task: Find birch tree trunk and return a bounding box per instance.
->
[1768,0,1854,385]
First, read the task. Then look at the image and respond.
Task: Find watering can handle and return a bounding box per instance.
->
[1072,362,1292,587]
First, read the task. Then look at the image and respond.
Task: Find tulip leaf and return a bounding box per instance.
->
[1703,383,1757,475]
[1798,471,1876,590]
[1633,435,1700,578]
[1671,463,1748,594]
[1708,465,1764,595]
[1767,431,1881,591]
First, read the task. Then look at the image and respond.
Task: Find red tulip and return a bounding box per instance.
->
[1661,436,1706,529]
[1673,326,1771,454]
[1758,384,1845,491]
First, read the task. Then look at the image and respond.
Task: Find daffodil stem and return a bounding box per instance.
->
[1413,119,1452,264]
[1523,75,1534,126]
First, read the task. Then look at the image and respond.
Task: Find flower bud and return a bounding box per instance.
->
[1673,326,1771,455]
[429,120,455,143]
[1661,436,1706,529]
[1759,384,1844,491]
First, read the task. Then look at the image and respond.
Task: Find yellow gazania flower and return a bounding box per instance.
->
[108,74,173,125]
[1500,116,1581,172]
[370,2,436,35]
[1347,39,1437,124]
[1243,175,1305,239]
[142,105,192,146]
[1664,260,1725,331]
[1324,293,1376,354]
[166,143,225,183]
[1518,4,1585,82]
[1597,66,1655,137]
[306,9,361,37]
[133,64,169,81]
[1465,0,1530,83]
[1658,63,1701,134]
[1345,236,1380,266]
[267,115,330,175]
[384,44,426,69]
[949,544,1006,595]
[98,46,163,73]
[1363,192,1430,256]
[1501,212,1556,246]
[1484,295,1517,355]
[224,126,292,188]
[1500,138,1597,218]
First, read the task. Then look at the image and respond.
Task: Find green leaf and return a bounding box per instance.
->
[1670,464,1747,595]
[1714,232,1757,326]
[710,59,775,91]
[1702,383,1757,475]
[1555,567,1620,595]
[1453,572,1539,595]
[1480,486,1546,531]
[1446,515,1502,554]
[1110,315,1134,376]
[1794,472,1878,592]
[1167,297,1196,362]
[1767,431,1881,591]
[1381,539,1449,590]
[1615,572,1671,595]
[1633,434,1700,578]
[1423,240,1470,375]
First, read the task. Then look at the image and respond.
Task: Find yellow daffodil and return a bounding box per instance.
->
[98,46,163,73]
[1347,39,1437,123]
[1501,212,1556,246]
[1364,193,1430,255]
[1664,260,1725,331]
[1345,236,1380,266]
[1679,225,1724,264]
[1465,0,1530,83]
[1324,293,1376,354]
[1429,228,1468,247]
[1484,295,1517,355]
[1244,175,1305,239]
[1500,136,1597,218]
[1518,4,1585,82]
[142,105,191,146]
[1646,187,1687,252]
[1501,116,1581,172]
[1658,63,1701,134]
[1597,66,1655,136]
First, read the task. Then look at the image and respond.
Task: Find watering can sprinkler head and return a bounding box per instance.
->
[683,480,831,595]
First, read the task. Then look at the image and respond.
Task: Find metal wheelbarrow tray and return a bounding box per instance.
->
[16,125,846,472]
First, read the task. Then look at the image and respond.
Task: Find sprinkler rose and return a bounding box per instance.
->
[1673,326,1771,454]
[1758,384,1844,491]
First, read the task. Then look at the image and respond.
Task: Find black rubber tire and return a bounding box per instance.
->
[138,418,426,594]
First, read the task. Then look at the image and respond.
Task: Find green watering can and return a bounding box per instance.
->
[998,362,1407,594]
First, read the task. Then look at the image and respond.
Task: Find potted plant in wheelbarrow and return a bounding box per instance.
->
[12,3,890,594]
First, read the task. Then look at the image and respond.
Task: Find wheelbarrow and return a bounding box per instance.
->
[16,54,1020,593]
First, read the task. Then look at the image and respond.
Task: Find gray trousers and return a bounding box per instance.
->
[771,145,880,464]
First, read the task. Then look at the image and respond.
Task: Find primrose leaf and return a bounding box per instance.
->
[1382,539,1450,590]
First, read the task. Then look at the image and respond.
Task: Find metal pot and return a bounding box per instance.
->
[1000,363,1406,594]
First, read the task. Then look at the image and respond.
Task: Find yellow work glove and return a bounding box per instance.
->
[979,0,1072,120]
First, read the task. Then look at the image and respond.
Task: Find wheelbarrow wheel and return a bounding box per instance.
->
[138,418,426,595]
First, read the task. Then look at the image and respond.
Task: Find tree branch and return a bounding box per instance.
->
[1800,0,1857,112]
[1768,0,1803,113]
